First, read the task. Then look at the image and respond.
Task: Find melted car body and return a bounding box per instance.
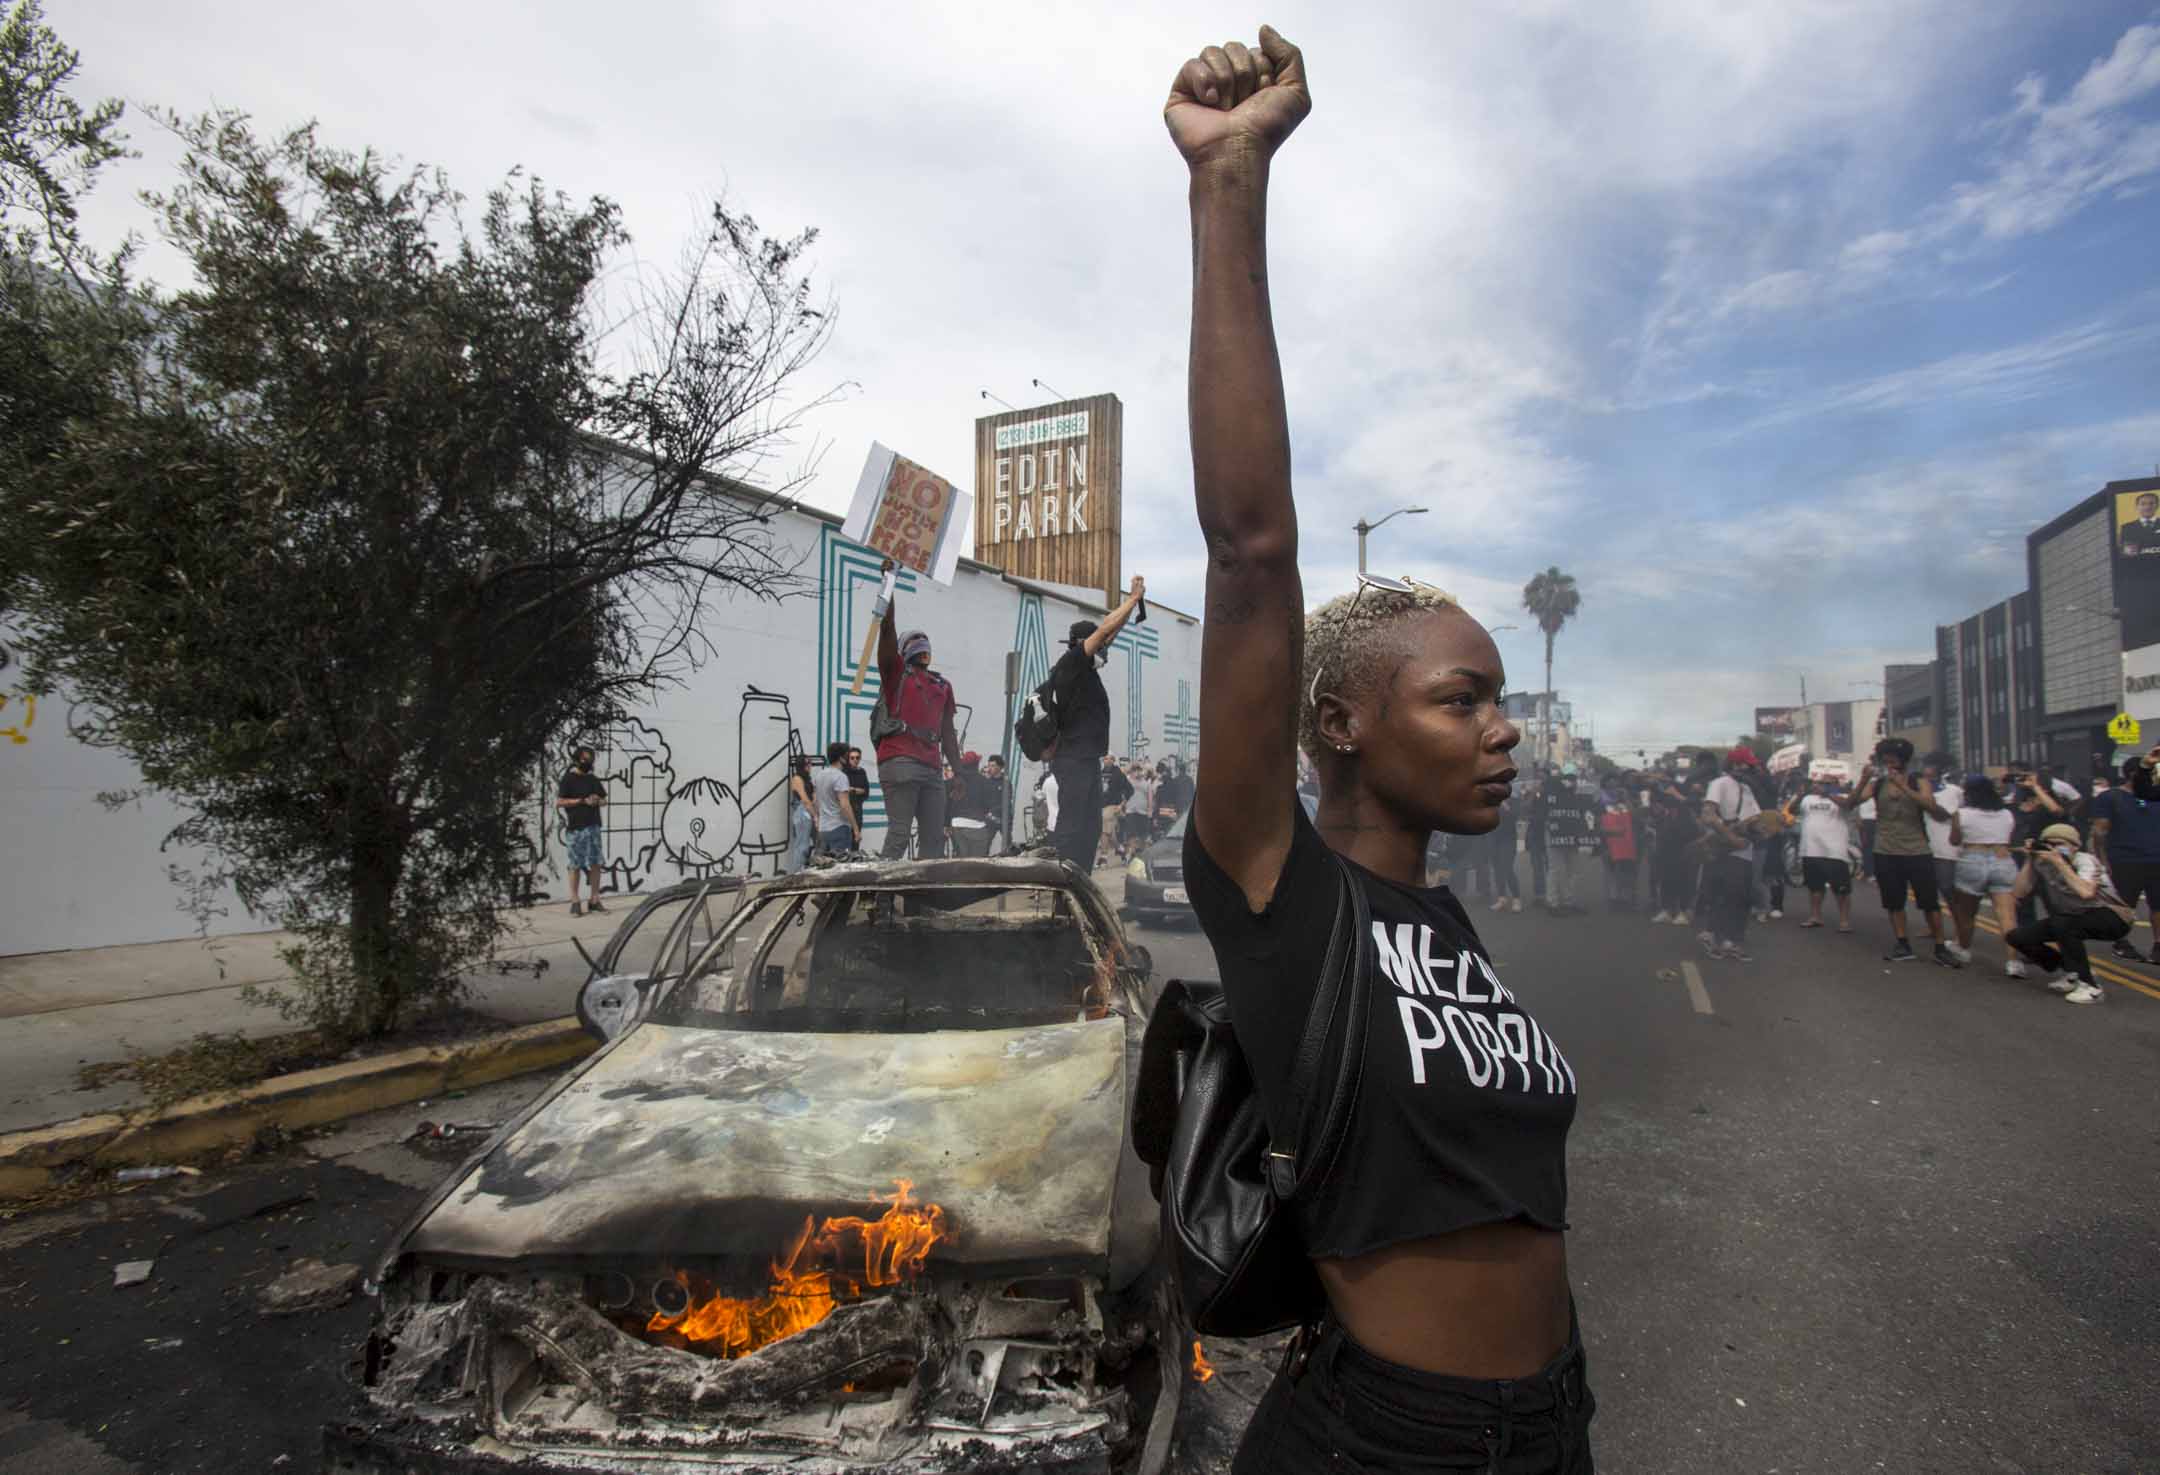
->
[329,861,1184,1475]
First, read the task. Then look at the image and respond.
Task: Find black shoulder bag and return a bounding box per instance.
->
[1133,856,1372,1337]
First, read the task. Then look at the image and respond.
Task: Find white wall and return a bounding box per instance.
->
[0,505,1204,956]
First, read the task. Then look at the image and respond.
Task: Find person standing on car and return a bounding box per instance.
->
[1165,33,1593,1472]
[782,753,815,874]
[1855,738,1956,967]
[1046,579,1148,873]
[813,741,860,857]
[979,753,1012,851]
[557,745,609,916]
[873,571,966,862]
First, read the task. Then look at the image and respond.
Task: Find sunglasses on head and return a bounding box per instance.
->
[1307,573,1446,709]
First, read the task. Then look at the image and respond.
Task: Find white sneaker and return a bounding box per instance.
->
[1650,910,1671,924]
[2065,982,2104,1004]
[1673,912,1690,927]
[2004,958,2026,979]
[2045,974,2077,994]
[1947,943,1972,964]
[1769,909,1784,920]
[1511,897,1525,912]
[1490,897,1508,912]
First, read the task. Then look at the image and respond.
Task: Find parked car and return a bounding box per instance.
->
[1124,807,1192,927]
[328,857,1196,1475]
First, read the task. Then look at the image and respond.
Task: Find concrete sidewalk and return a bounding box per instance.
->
[0,901,623,1136]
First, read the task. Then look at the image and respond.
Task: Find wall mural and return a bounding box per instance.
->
[1165,678,1198,764]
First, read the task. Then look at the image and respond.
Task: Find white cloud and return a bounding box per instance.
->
[1734,315,2160,434]
[1948,22,2160,240]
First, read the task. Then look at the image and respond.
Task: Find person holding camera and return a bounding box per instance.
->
[2008,824,2130,1003]
[1855,738,1956,966]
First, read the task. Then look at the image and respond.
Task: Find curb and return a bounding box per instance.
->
[0,1016,596,1201]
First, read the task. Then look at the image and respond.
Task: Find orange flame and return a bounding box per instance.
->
[1191,1339,1215,1383]
[645,1179,949,1359]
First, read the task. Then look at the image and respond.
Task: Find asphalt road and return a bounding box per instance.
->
[2,890,2156,1473]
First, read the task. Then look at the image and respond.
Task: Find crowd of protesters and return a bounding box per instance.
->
[1430,736,2159,1005]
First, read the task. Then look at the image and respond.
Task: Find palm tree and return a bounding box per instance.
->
[1521,567,1581,769]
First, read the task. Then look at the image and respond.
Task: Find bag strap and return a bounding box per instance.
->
[1265,853,1371,1202]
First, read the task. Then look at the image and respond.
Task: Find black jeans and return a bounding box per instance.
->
[2007,909,2129,982]
[1525,846,1548,904]
[1049,755,1103,872]
[1233,1312,1596,1474]
[1655,847,1695,914]
[1707,854,1752,945]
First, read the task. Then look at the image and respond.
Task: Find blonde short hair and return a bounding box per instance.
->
[1300,581,1462,761]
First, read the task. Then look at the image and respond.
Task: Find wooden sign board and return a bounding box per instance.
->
[842,443,970,583]
[972,393,1122,605]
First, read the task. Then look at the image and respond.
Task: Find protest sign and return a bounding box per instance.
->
[841,445,973,692]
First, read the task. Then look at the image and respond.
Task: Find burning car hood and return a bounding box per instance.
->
[403,1017,1130,1271]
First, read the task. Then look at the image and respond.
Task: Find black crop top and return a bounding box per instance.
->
[1184,800,1576,1257]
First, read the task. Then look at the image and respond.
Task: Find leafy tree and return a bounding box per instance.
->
[2,40,832,1038]
[1520,566,1581,770]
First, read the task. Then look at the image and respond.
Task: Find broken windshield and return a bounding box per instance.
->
[650,883,1114,1033]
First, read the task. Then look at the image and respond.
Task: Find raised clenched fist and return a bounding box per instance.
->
[1164,25,1309,169]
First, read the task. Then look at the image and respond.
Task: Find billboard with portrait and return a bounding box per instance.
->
[1753,706,1799,737]
[2114,489,2160,561]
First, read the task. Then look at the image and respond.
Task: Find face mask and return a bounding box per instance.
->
[2053,844,2077,859]
[576,759,593,772]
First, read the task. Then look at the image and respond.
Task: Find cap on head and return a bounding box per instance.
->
[1067,619,1098,646]
[960,750,980,767]
[1726,745,1759,768]
[900,630,932,664]
[2040,822,2081,848]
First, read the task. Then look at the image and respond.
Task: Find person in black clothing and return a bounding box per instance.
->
[843,746,871,828]
[946,751,1000,857]
[556,746,608,916]
[979,753,1012,851]
[1098,752,1135,860]
[1154,757,1195,833]
[1046,577,1149,872]
[1167,30,1590,1473]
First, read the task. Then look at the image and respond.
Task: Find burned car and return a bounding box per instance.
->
[328,859,1197,1475]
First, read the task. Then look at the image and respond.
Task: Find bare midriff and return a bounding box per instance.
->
[1316,1221,1571,1379]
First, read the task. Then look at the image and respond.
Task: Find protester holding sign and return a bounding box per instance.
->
[872,570,964,861]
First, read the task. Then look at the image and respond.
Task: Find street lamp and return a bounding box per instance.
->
[1353,505,1428,574]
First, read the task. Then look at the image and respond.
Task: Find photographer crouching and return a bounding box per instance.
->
[2006,823,2132,1005]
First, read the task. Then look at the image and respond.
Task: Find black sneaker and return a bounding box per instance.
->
[587,899,608,915]
[1885,941,1917,962]
[1932,943,1962,969]
[2111,940,2147,964]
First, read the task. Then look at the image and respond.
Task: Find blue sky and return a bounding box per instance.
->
[64,2,2160,754]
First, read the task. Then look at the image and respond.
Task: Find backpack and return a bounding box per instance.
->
[1014,676,1062,762]
[1133,855,1370,1337]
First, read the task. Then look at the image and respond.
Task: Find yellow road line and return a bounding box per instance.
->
[1973,916,2160,1001]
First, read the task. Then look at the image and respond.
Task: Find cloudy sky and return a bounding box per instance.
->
[65,2,2160,756]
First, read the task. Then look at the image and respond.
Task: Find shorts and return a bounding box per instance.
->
[566,825,605,872]
[1953,851,2018,897]
[1802,856,1852,896]
[1119,813,1152,842]
[1874,851,1939,912]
